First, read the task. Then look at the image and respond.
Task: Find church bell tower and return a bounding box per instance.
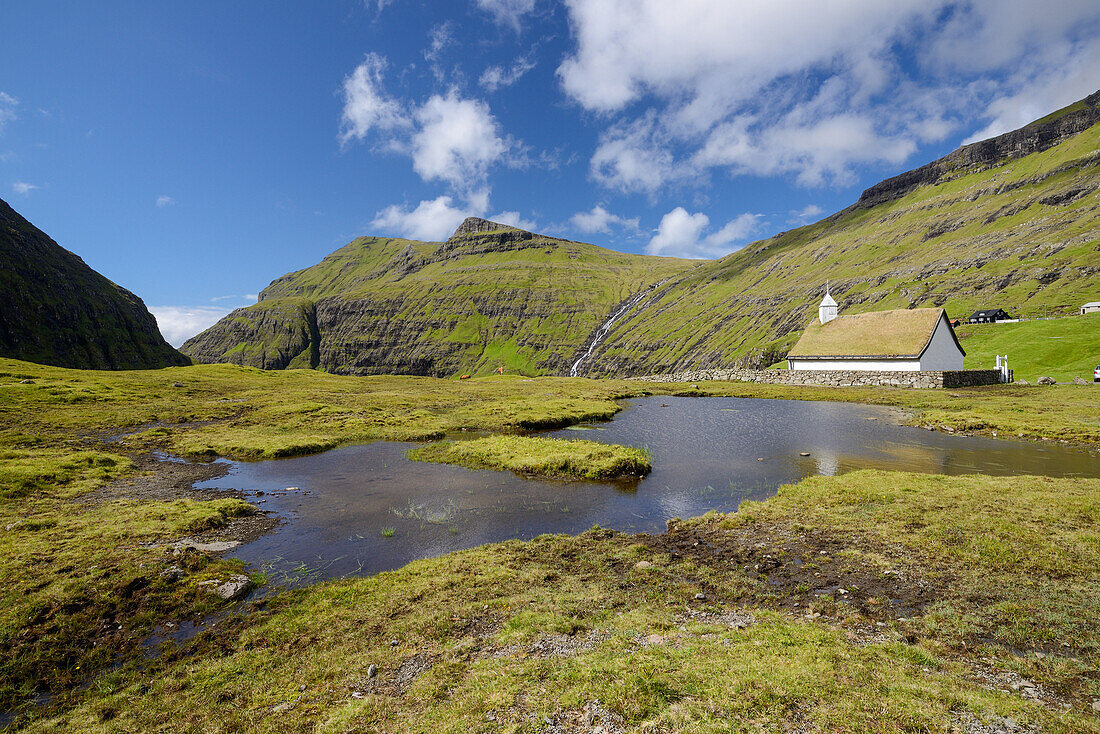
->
[818,283,837,325]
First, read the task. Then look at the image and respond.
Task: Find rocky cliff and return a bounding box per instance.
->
[853,91,1100,210]
[0,197,189,370]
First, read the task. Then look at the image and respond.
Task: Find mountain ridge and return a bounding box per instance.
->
[183,221,696,375]
[0,198,189,370]
[184,92,1100,377]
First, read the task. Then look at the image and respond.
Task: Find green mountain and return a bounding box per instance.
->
[0,197,188,370]
[587,90,1100,374]
[187,91,1100,377]
[182,217,696,375]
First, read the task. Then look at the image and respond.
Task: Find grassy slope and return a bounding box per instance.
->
[185,231,697,377]
[24,471,1100,733]
[593,121,1100,374]
[409,435,652,480]
[958,312,1100,382]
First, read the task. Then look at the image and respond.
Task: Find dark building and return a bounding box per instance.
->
[967,309,1013,324]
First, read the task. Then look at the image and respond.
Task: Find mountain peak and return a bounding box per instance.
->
[448,217,523,241]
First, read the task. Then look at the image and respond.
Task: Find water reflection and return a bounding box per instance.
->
[195,396,1098,584]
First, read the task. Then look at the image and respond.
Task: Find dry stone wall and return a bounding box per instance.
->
[632,368,1009,389]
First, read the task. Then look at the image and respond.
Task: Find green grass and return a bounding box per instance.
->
[958,312,1100,382]
[3,357,1100,727]
[408,435,651,480]
[0,447,255,713]
[22,471,1099,733]
[724,471,1100,655]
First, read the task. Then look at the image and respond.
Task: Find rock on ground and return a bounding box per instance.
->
[213,574,252,601]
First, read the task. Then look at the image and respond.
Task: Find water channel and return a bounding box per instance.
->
[194,396,1100,585]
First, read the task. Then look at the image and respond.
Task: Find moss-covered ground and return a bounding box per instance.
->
[409,435,652,480]
[2,357,1099,730]
[19,471,1100,733]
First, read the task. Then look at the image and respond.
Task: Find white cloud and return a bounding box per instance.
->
[339,56,522,197]
[424,22,454,82]
[646,207,762,259]
[149,306,231,347]
[569,204,639,235]
[590,114,686,194]
[155,195,175,208]
[366,0,395,13]
[789,204,825,225]
[961,35,1100,143]
[12,181,37,196]
[476,0,537,32]
[409,92,509,192]
[489,210,537,231]
[479,56,536,92]
[696,112,916,187]
[927,0,1100,75]
[371,195,481,241]
[558,0,1100,192]
[558,0,932,118]
[0,92,17,133]
[339,53,409,146]
[210,294,258,303]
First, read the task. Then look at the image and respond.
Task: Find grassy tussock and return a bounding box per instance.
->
[409,435,651,480]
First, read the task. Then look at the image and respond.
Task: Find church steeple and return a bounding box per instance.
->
[818,282,837,325]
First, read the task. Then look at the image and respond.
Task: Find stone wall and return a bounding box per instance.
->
[631,368,1010,389]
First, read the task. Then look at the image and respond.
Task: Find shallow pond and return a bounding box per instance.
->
[195,396,1100,584]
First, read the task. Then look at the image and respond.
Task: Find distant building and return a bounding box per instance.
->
[788,290,964,372]
[1081,301,1100,315]
[968,309,1012,323]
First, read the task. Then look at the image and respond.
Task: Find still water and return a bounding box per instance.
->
[194,396,1100,584]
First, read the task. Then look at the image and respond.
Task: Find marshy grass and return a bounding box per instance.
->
[2,356,1100,727]
[380,526,396,538]
[408,435,652,480]
[29,470,1100,733]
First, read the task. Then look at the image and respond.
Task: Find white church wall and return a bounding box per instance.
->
[787,358,922,371]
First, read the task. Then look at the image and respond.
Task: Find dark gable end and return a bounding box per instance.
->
[918,311,966,359]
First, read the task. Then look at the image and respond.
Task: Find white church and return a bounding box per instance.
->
[786,287,965,372]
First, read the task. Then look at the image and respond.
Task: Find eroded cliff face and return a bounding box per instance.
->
[182,220,696,375]
[0,197,188,370]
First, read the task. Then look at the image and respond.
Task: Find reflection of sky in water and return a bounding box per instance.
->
[195,396,1100,584]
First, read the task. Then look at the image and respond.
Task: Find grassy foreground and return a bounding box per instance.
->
[18,470,1100,733]
[408,435,652,480]
[2,357,1099,729]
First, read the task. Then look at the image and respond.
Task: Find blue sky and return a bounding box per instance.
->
[2,1,1098,344]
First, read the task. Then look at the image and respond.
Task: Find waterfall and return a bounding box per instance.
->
[571,280,669,377]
